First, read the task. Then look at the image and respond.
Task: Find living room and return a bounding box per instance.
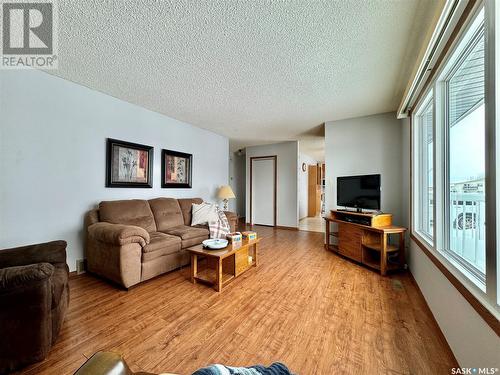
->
[1,0,499,374]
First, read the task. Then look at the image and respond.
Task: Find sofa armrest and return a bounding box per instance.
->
[0,263,54,293]
[224,211,239,232]
[88,222,150,247]
[0,241,66,269]
[0,263,54,372]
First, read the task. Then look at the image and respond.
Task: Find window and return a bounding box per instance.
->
[413,92,434,244]
[410,2,499,323]
[444,19,486,284]
[440,8,486,287]
[412,6,495,296]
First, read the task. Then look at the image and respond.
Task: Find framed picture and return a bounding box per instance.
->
[106,138,153,188]
[162,149,192,188]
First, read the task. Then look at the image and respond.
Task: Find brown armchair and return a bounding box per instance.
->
[0,240,70,374]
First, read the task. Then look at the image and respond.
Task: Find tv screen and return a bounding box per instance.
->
[337,174,381,210]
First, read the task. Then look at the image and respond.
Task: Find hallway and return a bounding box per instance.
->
[298,215,325,232]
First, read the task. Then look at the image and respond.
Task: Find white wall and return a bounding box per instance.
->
[324,112,403,224]
[228,151,246,217]
[0,69,229,271]
[298,153,318,219]
[409,241,500,367]
[245,141,299,228]
[400,119,500,367]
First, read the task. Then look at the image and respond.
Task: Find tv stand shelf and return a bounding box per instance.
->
[362,242,399,252]
[324,210,407,275]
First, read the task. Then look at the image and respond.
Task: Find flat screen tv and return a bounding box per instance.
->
[337,174,381,211]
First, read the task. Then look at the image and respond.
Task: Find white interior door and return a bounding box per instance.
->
[252,158,275,226]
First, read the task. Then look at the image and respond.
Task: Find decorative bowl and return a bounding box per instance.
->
[202,239,228,249]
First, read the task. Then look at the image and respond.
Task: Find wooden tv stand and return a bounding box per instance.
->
[324,210,407,275]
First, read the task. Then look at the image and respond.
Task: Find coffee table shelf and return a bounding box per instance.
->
[194,269,235,286]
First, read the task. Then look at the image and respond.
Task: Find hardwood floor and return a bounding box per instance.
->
[298,215,325,233]
[16,226,457,375]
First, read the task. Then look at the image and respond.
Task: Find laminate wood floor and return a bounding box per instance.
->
[298,216,325,233]
[16,226,457,375]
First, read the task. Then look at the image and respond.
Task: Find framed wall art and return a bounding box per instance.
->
[106,138,153,188]
[161,149,192,188]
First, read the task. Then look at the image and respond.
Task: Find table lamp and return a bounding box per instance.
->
[218,185,235,211]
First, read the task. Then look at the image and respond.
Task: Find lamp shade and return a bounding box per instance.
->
[218,185,236,199]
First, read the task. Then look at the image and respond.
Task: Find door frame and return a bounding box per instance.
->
[250,155,277,226]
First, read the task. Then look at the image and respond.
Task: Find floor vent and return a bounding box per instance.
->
[392,279,404,291]
[76,259,86,275]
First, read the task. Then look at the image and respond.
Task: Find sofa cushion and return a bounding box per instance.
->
[177,198,203,226]
[181,235,210,249]
[99,200,156,233]
[163,225,209,240]
[193,224,209,230]
[142,232,181,254]
[142,247,179,262]
[148,198,184,231]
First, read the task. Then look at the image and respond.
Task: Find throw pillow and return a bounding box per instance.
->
[191,202,218,226]
[208,209,230,239]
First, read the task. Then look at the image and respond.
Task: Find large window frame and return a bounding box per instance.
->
[412,91,435,247]
[439,9,486,288]
[411,1,499,326]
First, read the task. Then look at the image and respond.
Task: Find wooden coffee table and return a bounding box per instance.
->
[186,238,260,292]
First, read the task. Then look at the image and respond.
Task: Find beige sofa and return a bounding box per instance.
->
[84,198,237,288]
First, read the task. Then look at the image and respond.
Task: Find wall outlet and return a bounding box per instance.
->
[76,259,86,275]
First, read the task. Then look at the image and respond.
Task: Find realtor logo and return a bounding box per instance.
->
[1,0,58,68]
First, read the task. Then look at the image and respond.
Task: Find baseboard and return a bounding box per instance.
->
[407,271,459,367]
[244,223,298,231]
[275,225,299,231]
[69,270,86,278]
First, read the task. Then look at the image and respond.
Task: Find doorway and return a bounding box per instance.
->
[250,156,277,226]
[298,162,325,232]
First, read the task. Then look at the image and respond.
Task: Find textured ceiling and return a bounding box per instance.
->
[51,0,443,158]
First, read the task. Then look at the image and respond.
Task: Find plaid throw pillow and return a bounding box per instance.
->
[209,208,231,239]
